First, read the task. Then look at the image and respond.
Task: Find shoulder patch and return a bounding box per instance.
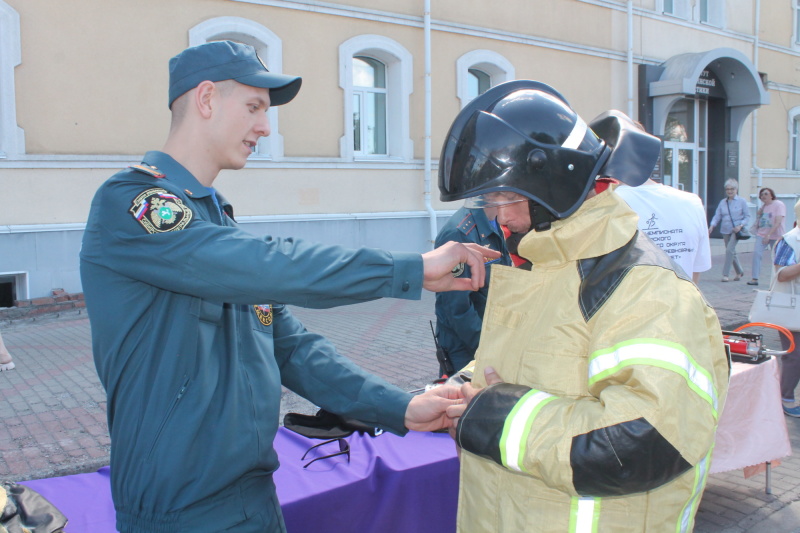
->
[130,164,165,179]
[129,188,193,234]
[254,304,273,326]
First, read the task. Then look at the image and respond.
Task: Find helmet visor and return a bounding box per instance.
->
[440,109,602,217]
[440,110,532,200]
[465,191,528,209]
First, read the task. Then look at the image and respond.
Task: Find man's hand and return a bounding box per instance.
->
[422,242,501,293]
[446,366,504,439]
[404,384,464,432]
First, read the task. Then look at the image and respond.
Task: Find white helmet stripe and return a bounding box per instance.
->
[562,115,588,150]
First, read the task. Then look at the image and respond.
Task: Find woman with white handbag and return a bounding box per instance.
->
[771,198,800,417]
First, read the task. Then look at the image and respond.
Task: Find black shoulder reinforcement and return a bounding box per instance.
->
[577,231,690,321]
[456,383,533,465]
[571,417,691,496]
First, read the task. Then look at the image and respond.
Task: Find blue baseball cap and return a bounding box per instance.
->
[168,40,302,108]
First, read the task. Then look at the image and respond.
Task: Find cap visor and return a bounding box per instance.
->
[236,72,302,106]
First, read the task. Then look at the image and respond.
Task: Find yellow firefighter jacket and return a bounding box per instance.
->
[455,189,729,533]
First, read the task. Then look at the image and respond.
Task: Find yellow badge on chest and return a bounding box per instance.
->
[254,304,273,326]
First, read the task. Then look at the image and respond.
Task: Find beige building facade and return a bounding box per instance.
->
[0,0,798,302]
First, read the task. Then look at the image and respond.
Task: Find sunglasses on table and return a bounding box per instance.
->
[301,438,351,468]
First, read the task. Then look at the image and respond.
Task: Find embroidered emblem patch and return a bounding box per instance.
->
[129,188,193,234]
[254,304,273,326]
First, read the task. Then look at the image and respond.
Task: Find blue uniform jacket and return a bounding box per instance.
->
[80,151,424,531]
[434,207,510,374]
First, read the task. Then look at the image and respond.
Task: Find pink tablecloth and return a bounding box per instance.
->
[710,358,792,474]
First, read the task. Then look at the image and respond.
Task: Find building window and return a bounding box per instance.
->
[456,50,515,109]
[352,56,387,156]
[794,118,800,170]
[789,108,800,170]
[339,35,413,161]
[659,0,723,25]
[467,69,491,101]
[189,17,288,160]
[659,0,690,19]
[697,0,724,27]
[0,1,23,159]
[795,0,800,46]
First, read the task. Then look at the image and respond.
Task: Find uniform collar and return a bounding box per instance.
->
[467,208,500,238]
[142,150,212,199]
[516,187,638,267]
[458,207,500,238]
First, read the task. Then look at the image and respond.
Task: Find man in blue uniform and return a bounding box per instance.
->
[434,206,511,376]
[80,41,493,533]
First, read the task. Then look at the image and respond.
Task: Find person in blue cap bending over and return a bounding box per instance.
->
[80,40,494,533]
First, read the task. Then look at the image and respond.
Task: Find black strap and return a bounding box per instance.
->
[283,409,382,439]
[725,199,737,229]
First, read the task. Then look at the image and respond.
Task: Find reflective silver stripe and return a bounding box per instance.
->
[562,115,588,150]
[572,497,599,533]
[502,390,554,472]
[676,450,712,533]
[588,340,718,417]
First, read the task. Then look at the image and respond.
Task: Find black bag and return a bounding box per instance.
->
[283,409,383,439]
[2,483,67,533]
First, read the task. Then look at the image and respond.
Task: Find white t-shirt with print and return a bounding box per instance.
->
[616,182,712,276]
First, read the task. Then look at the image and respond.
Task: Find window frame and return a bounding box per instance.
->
[0,1,23,159]
[189,17,288,161]
[788,107,800,171]
[339,35,413,162]
[456,50,515,109]
[352,56,388,156]
[658,0,725,26]
[696,0,725,27]
[794,0,800,47]
[658,0,691,20]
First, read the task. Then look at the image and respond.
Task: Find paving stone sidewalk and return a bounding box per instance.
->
[0,245,799,532]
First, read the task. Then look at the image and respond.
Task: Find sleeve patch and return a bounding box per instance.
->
[129,188,193,234]
[254,304,273,326]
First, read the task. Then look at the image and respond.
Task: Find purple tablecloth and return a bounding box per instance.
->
[20,466,116,533]
[21,428,460,533]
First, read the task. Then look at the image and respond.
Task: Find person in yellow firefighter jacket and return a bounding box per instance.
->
[439,80,730,533]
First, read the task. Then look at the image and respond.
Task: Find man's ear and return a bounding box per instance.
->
[194,80,217,119]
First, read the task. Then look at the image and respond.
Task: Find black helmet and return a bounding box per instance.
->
[438,80,660,224]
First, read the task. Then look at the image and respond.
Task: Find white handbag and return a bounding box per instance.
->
[749,275,800,332]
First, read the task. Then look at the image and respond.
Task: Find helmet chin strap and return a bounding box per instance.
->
[529,201,557,232]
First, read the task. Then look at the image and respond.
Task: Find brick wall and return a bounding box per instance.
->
[0,289,85,321]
